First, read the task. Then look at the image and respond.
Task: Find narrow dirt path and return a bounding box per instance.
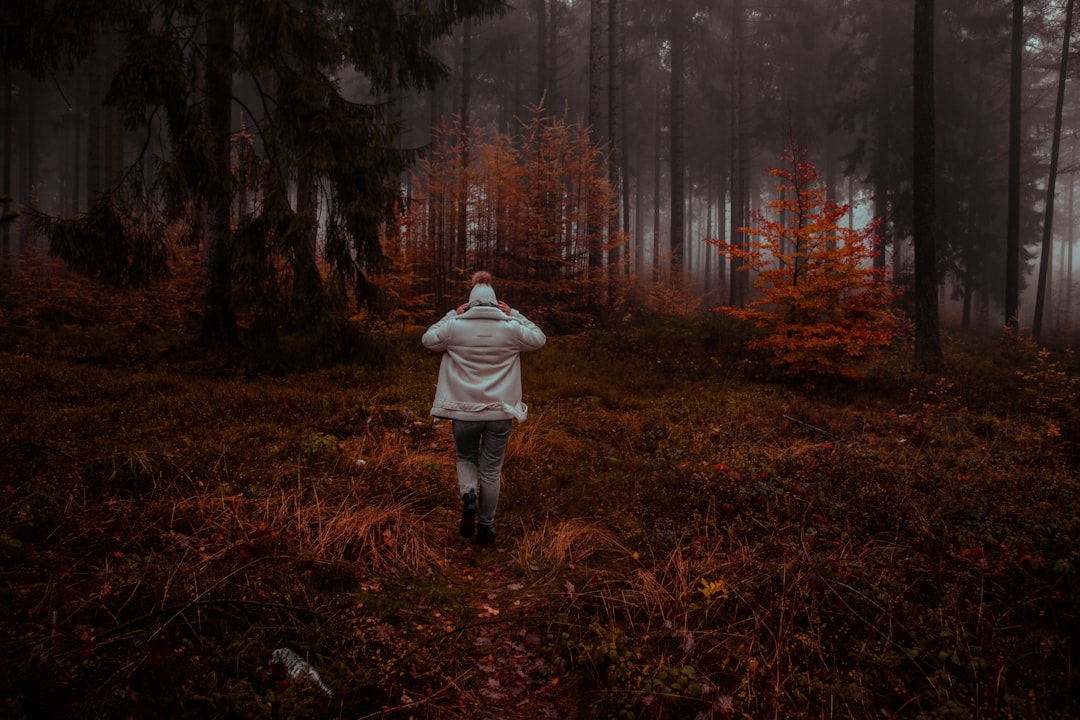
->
[424,539,582,719]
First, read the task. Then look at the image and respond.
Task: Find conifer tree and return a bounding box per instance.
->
[29,0,507,345]
[396,108,619,328]
[714,147,904,379]
[913,0,942,369]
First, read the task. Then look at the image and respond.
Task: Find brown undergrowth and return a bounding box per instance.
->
[0,258,1078,719]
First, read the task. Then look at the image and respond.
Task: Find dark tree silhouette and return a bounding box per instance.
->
[913,0,943,370]
[1005,0,1024,330]
[669,0,686,288]
[1033,0,1074,342]
[201,4,238,343]
[728,0,747,307]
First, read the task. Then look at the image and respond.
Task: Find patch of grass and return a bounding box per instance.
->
[514,517,626,578]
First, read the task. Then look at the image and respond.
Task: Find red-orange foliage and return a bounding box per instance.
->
[712,147,905,378]
[9,236,202,332]
[388,106,623,327]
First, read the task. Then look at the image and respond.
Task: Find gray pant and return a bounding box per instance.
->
[452,419,513,526]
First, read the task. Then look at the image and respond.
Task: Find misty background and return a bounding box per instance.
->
[2,0,1078,336]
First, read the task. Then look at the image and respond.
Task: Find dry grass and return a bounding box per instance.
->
[513,516,626,576]
[290,495,443,574]
[2,267,1079,718]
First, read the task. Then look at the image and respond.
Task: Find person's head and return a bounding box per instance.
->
[468,271,498,307]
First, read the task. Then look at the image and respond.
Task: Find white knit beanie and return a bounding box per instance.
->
[468,283,498,306]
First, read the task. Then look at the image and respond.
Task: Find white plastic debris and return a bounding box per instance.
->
[270,647,333,697]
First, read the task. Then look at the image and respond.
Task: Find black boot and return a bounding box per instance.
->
[459,491,476,538]
[474,523,496,546]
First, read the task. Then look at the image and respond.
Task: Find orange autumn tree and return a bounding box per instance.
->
[388,106,621,328]
[713,146,905,379]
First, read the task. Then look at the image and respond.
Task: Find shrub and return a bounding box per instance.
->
[713,145,905,379]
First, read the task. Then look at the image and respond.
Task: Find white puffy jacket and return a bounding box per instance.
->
[421,305,546,422]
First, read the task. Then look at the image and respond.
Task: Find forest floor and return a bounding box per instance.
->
[1,252,1079,719]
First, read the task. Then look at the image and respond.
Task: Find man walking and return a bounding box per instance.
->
[422,272,546,546]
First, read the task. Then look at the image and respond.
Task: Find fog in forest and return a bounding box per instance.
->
[4,0,1080,336]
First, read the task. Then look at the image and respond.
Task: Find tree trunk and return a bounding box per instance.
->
[686,171,694,287]
[621,47,631,245]
[86,53,102,205]
[72,89,82,215]
[291,163,322,324]
[634,135,644,285]
[22,76,37,247]
[535,0,548,106]
[1033,0,1073,342]
[607,0,622,292]
[547,0,558,107]
[587,0,605,303]
[912,0,943,370]
[427,43,446,306]
[2,69,11,254]
[961,231,974,329]
[1067,170,1075,330]
[703,170,712,296]
[652,84,662,283]
[717,157,728,299]
[200,5,238,343]
[104,33,124,192]
[977,266,990,327]
[848,175,854,231]
[872,106,889,270]
[669,0,686,288]
[1005,0,1023,330]
[1055,184,1066,333]
[728,0,745,307]
[456,19,472,280]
